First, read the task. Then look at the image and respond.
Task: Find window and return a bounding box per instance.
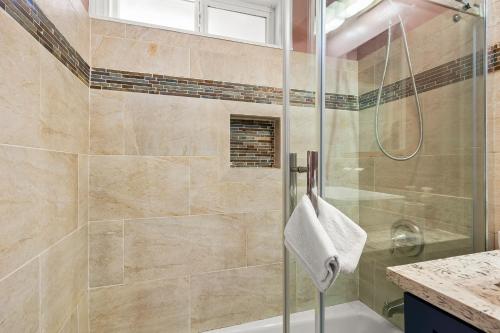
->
[91,0,280,45]
[111,0,196,31]
[205,3,269,44]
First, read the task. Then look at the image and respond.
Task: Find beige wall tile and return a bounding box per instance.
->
[89,220,124,287]
[189,156,223,215]
[125,22,200,44]
[190,264,283,332]
[420,80,474,155]
[78,154,89,227]
[89,155,189,220]
[90,277,190,333]
[124,215,245,282]
[324,108,359,158]
[124,22,280,58]
[0,16,89,154]
[90,92,222,157]
[245,210,283,266]
[40,226,88,333]
[0,145,78,279]
[373,154,472,197]
[123,93,221,156]
[78,290,90,333]
[364,186,473,233]
[92,18,126,38]
[59,309,78,333]
[190,48,282,87]
[90,90,125,155]
[91,35,190,76]
[0,11,41,148]
[218,181,282,214]
[35,0,90,63]
[0,259,39,333]
[40,49,89,154]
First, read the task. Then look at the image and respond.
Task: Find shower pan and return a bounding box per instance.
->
[282,0,487,333]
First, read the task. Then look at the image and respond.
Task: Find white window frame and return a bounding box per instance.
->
[199,0,276,44]
[90,0,280,46]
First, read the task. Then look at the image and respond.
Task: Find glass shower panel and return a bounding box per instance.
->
[284,0,321,326]
[322,0,486,329]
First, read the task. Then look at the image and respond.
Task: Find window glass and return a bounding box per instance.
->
[207,7,267,43]
[113,0,195,31]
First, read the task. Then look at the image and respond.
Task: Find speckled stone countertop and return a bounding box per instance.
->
[387,250,500,333]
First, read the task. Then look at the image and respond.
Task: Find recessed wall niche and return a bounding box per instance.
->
[230,115,280,168]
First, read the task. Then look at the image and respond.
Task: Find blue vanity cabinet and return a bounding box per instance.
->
[404,293,484,333]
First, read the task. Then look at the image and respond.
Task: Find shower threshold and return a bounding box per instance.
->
[204,300,402,333]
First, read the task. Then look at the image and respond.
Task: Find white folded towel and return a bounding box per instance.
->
[284,195,340,292]
[317,196,367,274]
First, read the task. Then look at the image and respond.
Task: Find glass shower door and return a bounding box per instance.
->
[283,0,486,331]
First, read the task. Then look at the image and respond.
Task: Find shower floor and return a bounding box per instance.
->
[205,301,402,333]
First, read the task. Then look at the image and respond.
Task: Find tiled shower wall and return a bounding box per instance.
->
[357,9,483,326]
[1,1,499,333]
[88,19,283,332]
[0,0,90,331]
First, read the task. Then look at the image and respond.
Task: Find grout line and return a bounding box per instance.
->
[0,224,87,286]
[87,153,214,158]
[38,257,42,333]
[122,219,125,285]
[0,143,82,156]
[187,274,192,332]
[87,209,282,224]
[87,261,284,292]
[188,158,191,216]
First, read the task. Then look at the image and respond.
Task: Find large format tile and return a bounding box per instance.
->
[91,35,190,76]
[0,145,78,279]
[0,11,41,148]
[40,48,89,154]
[89,220,124,287]
[36,0,90,62]
[90,90,125,155]
[89,277,190,333]
[40,226,88,333]
[190,264,283,332]
[92,18,126,38]
[0,259,39,333]
[89,155,189,220]
[245,210,283,266]
[0,22,89,153]
[124,214,245,282]
[190,48,282,87]
[78,154,89,227]
[59,310,78,333]
[78,290,90,333]
[373,154,473,197]
[122,93,221,156]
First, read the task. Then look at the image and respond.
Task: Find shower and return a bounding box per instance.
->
[374,17,423,161]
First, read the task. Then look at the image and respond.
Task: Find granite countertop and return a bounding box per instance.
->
[387,250,500,333]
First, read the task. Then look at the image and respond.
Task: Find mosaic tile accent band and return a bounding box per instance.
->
[91,68,360,111]
[359,52,483,110]
[230,116,278,168]
[0,0,499,110]
[0,0,90,85]
[489,43,500,72]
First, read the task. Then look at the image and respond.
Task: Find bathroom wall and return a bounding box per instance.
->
[488,0,500,249]
[88,19,284,332]
[356,9,482,325]
[0,0,90,332]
